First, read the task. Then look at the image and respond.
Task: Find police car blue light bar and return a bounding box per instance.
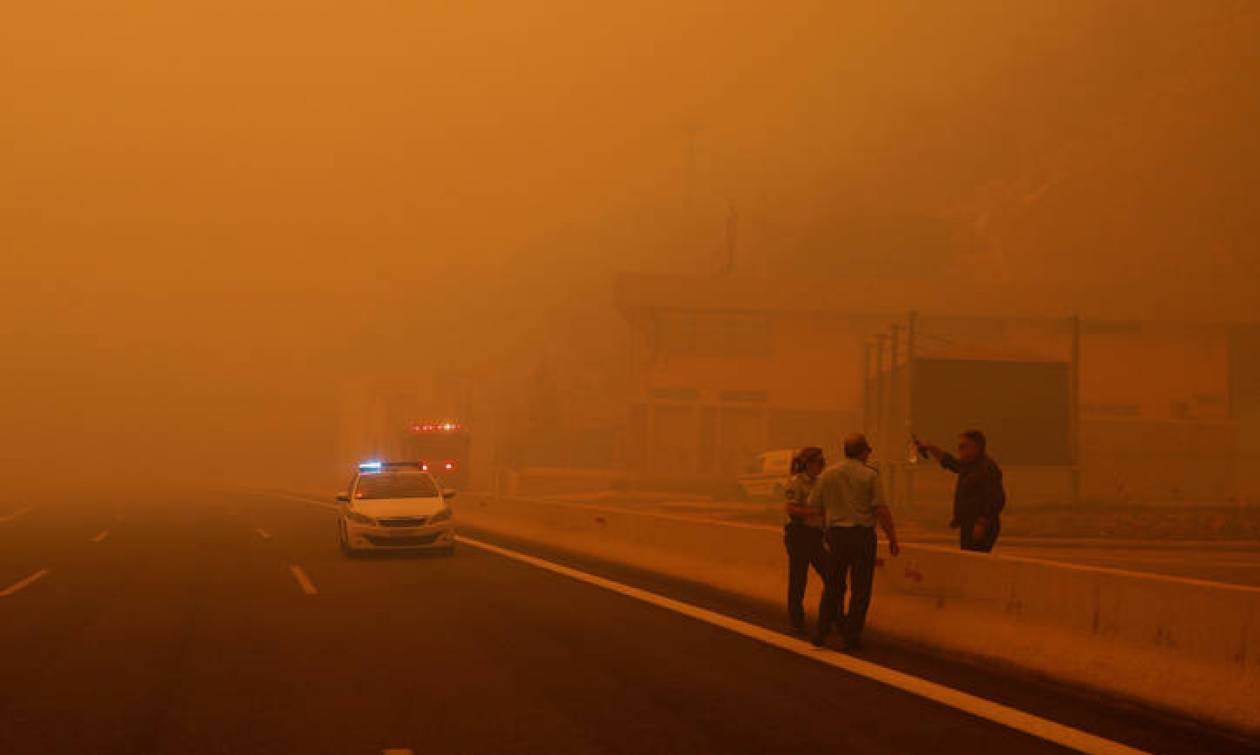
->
[410,421,464,433]
[358,460,383,472]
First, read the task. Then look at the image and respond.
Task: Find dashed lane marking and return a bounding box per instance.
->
[0,569,51,598]
[0,507,33,525]
[288,565,317,596]
[255,528,272,540]
[265,492,341,512]
[458,536,1148,755]
[91,529,110,543]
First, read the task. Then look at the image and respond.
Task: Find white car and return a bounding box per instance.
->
[337,461,456,556]
[735,448,796,500]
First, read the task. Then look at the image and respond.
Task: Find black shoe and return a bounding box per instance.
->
[842,636,863,653]
[810,626,829,647]
[789,613,806,636]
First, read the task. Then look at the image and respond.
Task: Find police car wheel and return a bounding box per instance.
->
[339,521,358,557]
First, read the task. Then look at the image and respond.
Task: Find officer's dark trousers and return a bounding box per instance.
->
[960,516,1001,552]
[783,522,827,628]
[817,526,877,642]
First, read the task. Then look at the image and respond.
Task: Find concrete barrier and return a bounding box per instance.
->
[457,493,1260,736]
[510,467,621,496]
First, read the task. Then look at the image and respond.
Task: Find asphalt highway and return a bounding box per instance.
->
[0,491,1255,754]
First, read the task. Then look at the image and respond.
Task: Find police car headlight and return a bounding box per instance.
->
[429,507,452,524]
[344,510,376,526]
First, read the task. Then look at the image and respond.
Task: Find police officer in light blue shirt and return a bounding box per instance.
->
[809,433,900,651]
[783,446,827,635]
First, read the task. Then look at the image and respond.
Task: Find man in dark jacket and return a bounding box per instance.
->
[916,430,1005,552]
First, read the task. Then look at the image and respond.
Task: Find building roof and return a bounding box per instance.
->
[614,273,1257,325]
[616,273,1065,320]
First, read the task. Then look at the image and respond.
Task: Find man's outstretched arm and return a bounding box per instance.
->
[916,439,961,472]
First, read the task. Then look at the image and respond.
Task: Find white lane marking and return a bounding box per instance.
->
[0,507,33,525]
[382,749,415,755]
[288,565,317,596]
[0,568,51,597]
[90,529,110,543]
[266,492,341,512]
[458,536,1147,755]
[255,528,272,540]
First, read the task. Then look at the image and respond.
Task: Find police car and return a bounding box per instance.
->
[336,461,456,556]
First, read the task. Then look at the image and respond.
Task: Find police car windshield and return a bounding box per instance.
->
[355,473,439,499]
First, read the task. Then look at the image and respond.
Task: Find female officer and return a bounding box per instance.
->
[783,446,827,634]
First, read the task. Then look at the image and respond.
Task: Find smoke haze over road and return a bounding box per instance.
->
[3,0,1258,487]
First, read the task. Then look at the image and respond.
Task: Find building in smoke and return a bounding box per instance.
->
[615,273,1259,505]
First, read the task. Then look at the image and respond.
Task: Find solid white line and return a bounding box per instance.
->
[91,529,110,543]
[457,536,1147,755]
[255,528,272,540]
[0,568,51,597]
[0,507,32,525]
[288,565,317,596]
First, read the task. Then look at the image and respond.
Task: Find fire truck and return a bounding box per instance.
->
[399,421,471,490]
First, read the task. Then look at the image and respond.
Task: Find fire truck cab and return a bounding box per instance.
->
[400,421,471,490]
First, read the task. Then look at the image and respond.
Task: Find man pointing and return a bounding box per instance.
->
[916,429,1006,552]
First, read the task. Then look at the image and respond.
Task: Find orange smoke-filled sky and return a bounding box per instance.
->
[2,1,1257,483]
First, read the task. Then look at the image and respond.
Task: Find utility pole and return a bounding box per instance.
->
[906,311,918,509]
[874,334,887,457]
[1069,315,1081,506]
[723,200,737,275]
[862,341,873,432]
[888,323,901,504]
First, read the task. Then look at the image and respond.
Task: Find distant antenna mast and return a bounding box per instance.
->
[723,200,737,275]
